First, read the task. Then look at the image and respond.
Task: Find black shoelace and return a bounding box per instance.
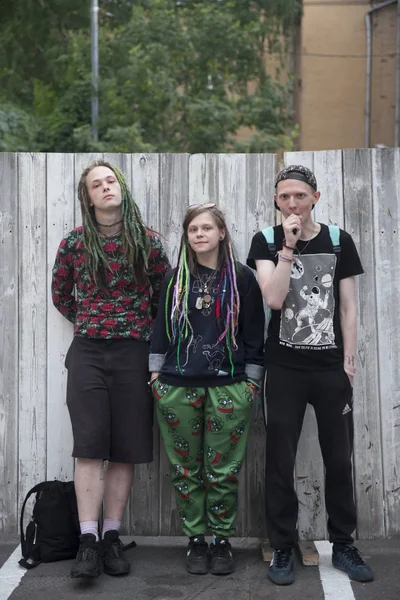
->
[273,549,291,568]
[341,546,365,566]
[213,541,231,558]
[190,541,208,556]
[78,545,99,562]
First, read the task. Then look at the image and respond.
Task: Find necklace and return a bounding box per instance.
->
[295,224,318,256]
[95,218,123,227]
[195,270,216,310]
[99,228,122,238]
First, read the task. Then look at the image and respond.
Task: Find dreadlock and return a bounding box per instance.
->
[166,205,241,376]
[77,160,151,288]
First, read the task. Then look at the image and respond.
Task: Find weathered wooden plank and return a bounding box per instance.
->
[188,154,220,206]
[297,541,319,566]
[284,151,327,541]
[131,154,160,230]
[158,154,190,535]
[129,154,162,536]
[285,151,314,174]
[371,148,400,536]
[217,154,248,263]
[159,153,190,266]
[102,155,135,535]
[242,154,276,537]
[343,149,384,539]
[0,153,19,535]
[18,153,47,507]
[74,153,104,226]
[312,151,344,225]
[261,540,273,562]
[46,154,75,482]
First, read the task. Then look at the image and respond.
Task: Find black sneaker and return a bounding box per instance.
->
[186,535,209,574]
[332,544,374,582]
[209,538,235,575]
[102,530,130,576]
[268,548,295,585]
[70,533,102,579]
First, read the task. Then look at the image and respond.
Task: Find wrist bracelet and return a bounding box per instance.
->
[277,251,294,263]
[247,377,261,390]
[283,239,296,251]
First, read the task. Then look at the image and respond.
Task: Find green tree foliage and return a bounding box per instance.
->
[0,0,301,152]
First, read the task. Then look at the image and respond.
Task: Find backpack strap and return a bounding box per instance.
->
[261,226,276,254]
[19,482,49,555]
[328,225,341,254]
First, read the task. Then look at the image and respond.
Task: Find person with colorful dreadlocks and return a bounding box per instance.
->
[51,161,170,579]
[149,204,264,575]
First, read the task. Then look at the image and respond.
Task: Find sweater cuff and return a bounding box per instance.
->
[149,353,165,372]
[245,364,263,381]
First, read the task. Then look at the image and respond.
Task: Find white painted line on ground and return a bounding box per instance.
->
[315,541,355,600]
[0,545,26,600]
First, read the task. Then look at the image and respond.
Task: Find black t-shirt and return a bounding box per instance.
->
[247,224,364,370]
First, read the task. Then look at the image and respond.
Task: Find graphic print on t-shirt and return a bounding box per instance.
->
[280,253,337,350]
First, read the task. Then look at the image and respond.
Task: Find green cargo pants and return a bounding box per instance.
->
[152,379,253,537]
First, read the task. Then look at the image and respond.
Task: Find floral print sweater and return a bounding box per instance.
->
[51,227,170,340]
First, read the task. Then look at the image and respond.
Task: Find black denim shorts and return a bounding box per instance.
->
[65,336,153,463]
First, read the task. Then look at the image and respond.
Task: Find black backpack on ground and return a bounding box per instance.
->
[19,480,80,569]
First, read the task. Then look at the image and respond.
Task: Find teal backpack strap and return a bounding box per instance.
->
[328,225,341,253]
[261,226,276,254]
[260,226,275,330]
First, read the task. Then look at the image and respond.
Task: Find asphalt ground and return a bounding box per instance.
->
[0,537,398,600]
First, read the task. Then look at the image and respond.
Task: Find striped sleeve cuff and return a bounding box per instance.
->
[245,364,264,381]
[149,353,165,372]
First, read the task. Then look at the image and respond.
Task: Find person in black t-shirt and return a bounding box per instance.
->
[149,204,264,576]
[247,165,374,585]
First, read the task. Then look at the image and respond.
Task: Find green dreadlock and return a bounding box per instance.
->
[77,160,151,288]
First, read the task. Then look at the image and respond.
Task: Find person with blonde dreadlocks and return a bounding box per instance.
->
[149,204,264,575]
[51,161,170,579]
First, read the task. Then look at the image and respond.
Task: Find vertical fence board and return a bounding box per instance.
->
[103,155,133,534]
[46,154,75,482]
[243,154,276,537]
[129,154,162,536]
[372,148,400,536]
[217,154,247,263]
[158,154,190,535]
[18,153,47,507]
[343,149,384,538]
[220,155,245,530]
[189,154,220,206]
[0,153,19,535]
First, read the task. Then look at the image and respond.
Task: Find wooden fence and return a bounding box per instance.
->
[0,150,399,539]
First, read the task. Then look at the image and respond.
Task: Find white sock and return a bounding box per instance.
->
[80,521,99,541]
[102,519,121,538]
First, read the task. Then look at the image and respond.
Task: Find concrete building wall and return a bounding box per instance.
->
[297,0,397,150]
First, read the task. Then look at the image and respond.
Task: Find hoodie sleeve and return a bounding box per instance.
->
[239,266,265,381]
[149,269,175,372]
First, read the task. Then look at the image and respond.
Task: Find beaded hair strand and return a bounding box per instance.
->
[77,160,151,288]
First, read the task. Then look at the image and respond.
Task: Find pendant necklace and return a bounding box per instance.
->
[295,224,318,256]
[195,271,216,310]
